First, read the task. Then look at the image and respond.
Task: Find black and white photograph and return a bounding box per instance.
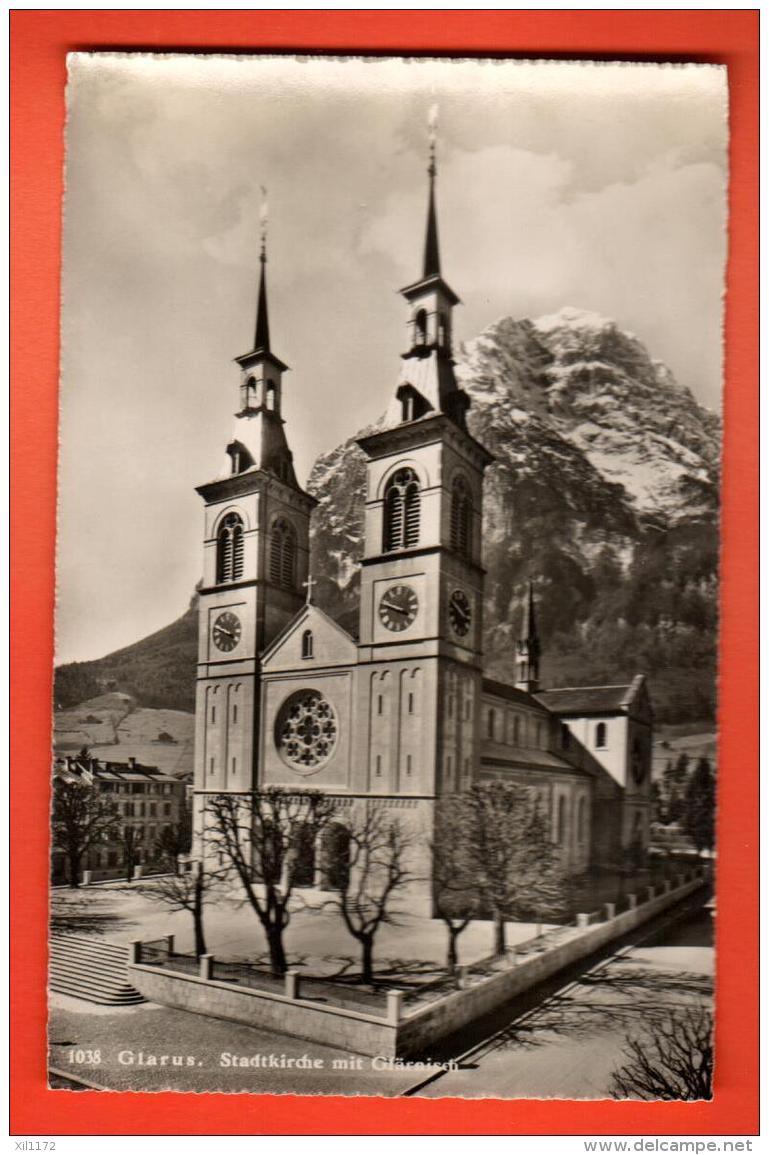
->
[50,53,725,1099]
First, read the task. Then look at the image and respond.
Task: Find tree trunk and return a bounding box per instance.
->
[265,925,288,977]
[446,928,459,976]
[193,879,207,958]
[494,913,506,955]
[361,935,375,985]
[68,851,81,889]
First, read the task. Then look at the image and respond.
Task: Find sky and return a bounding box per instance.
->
[57,55,728,665]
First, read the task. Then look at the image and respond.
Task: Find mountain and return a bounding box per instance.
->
[308,308,720,724]
[54,595,199,713]
[55,308,720,725]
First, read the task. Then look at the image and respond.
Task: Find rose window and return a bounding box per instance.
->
[276,690,338,773]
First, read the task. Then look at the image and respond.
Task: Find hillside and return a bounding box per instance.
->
[55,308,720,726]
[54,596,199,714]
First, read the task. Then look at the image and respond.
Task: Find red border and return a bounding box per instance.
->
[10,10,759,1136]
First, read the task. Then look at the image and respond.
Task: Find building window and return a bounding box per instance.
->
[231,757,237,775]
[211,706,216,724]
[487,709,496,740]
[595,721,607,749]
[408,692,414,714]
[577,797,586,843]
[301,629,314,660]
[232,704,238,723]
[406,754,412,776]
[536,722,542,748]
[450,475,472,558]
[375,754,382,777]
[383,468,420,552]
[149,803,156,817]
[415,308,428,345]
[319,823,351,890]
[266,380,277,411]
[377,694,383,716]
[512,716,520,745]
[556,795,567,844]
[269,518,297,589]
[216,513,244,583]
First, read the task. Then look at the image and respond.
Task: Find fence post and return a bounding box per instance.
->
[164,935,175,957]
[284,970,299,1000]
[133,865,143,881]
[82,870,92,886]
[604,902,616,921]
[456,964,469,989]
[387,990,404,1024]
[664,879,673,893]
[627,893,637,910]
[576,913,589,928]
[646,886,656,902]
[507,946,518,965]
[199,954,213,980]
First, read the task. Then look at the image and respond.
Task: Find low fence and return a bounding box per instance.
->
[127,867,709,1059]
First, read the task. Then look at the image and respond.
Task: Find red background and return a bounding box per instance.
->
[10,10,759,1136]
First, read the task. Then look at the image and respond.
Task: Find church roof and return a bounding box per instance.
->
[481,748,593,777]
[535,683,639,715]
[482,677,547,710]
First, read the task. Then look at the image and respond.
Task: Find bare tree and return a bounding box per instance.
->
[141,860,223,957]
[432,794,481,979]
[205,789,336,977]
[463,782,567,954]
[157,806,193,872]
[611,1003,714,1100]
[120,825,139,882]
[51,777,119,888]
[330,803,419,985]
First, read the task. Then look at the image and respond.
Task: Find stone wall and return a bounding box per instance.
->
[128,871,708,1059]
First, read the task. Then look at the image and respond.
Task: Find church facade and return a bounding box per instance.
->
[192,149,653,910]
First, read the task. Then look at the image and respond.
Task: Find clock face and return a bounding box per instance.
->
[212,611,242,653]
[378,584,418,632]
[448,589,472,637]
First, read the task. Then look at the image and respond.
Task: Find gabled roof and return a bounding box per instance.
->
[259,600,357,667]
[536,675,648,717]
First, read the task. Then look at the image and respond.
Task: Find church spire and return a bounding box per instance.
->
[254,232,271,353]
[423,105,441,278]
[515,580,541,694]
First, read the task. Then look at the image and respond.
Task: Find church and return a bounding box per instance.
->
[191,140,653,910]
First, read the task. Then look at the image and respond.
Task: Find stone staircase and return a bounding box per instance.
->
[49,934,145,1005]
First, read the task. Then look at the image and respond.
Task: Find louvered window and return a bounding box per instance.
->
[269,518,297,590]
[383,468,420,552]
[451,475,472,558]
[217,513,245,583]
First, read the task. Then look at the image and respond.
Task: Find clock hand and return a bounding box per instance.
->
[381,600,408,615]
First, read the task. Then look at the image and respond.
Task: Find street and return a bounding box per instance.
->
[405,903,713,1099]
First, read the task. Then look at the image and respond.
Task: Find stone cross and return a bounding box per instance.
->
[303,575,317,605]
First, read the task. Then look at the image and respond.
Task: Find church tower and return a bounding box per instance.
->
[355,113,493,799]
[515,580,541,693]
[193,202,316,807]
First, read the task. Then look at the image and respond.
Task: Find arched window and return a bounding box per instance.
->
[415,309,428,345]
[451,475,472,557]
[383,468,420,552]
[291,825,316,888]
[577,797,586,843]
[269,518,296,589]
[301,630,313,660]
[266,380,277,411]
[216,513,244,583]
[556,795,567,844]
[319,823,350,891]
[595,721,607,749]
